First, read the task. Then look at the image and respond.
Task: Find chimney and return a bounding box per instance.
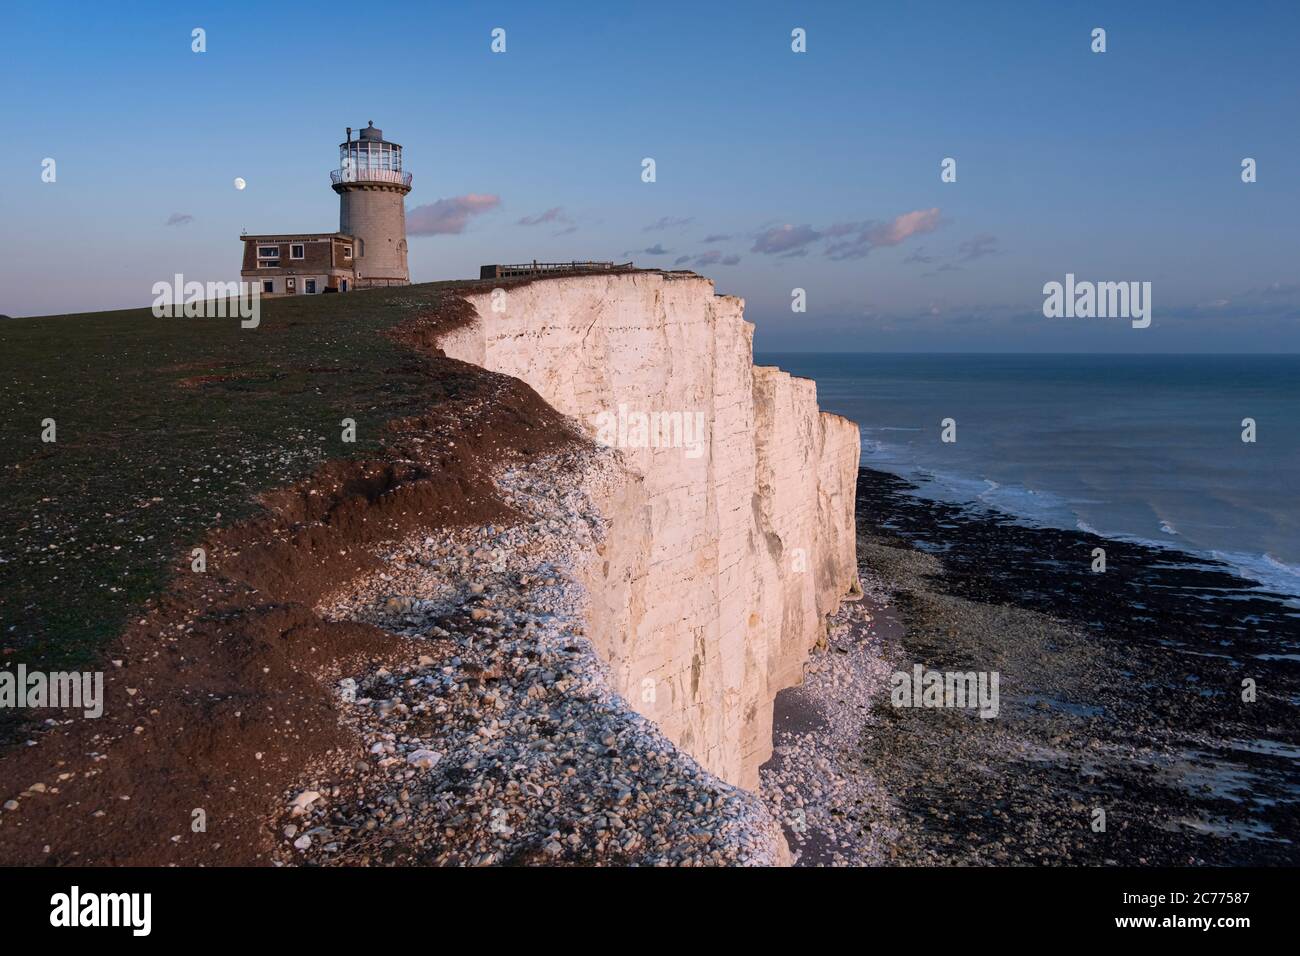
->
[346,126,352,142]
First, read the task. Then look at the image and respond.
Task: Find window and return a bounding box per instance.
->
[342,245,353,259]
[260,260,280,268]
[257,246,279,258]
[290,244,305,260]
[341,279,349,292]
[287,278,296,292]
[306,280,316,294]
[262,280,274,294]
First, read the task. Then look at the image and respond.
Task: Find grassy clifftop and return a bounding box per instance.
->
[0,282,480,678]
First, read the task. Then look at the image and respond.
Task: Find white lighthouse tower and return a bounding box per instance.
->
[331,121,412,287]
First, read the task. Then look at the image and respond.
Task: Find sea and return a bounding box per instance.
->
[757,353,1300,602]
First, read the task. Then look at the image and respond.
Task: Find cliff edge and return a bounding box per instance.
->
[442,271,861,788]
[0,274,859,866]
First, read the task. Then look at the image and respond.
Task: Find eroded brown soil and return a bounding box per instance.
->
[0,295,580,865]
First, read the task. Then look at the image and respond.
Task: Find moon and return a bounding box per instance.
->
[233,177,246,190]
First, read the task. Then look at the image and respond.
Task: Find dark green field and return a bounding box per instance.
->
[0,283,475,677]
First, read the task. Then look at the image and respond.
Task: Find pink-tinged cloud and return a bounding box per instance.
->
[755,208,943,260]
[825,208,943,260]
[871,208,942,247]
[407,194,501,235]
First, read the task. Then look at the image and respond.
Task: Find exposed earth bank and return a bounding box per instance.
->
[1,273,858,866]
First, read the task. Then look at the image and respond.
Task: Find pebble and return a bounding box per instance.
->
[407,750,441,770]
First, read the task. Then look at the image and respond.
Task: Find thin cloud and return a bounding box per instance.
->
[1258,281,1300,298]
[643,216,695,232]
[165,213,194,226]
[1175,281,1300,322]
[673,250,741,269]
[752,224,822,255]
[752,209,942,259]
[407,194,501,235]
[697,251,740,266]
[922,263,963,277]
[703,233,732,243]
[823,209,943,260]
[517,206,569,226]
[957,233,1000,261]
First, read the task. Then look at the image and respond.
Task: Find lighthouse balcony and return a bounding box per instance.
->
[330,168,413,187]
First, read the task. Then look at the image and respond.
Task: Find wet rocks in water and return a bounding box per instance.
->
[847,466,1300,866]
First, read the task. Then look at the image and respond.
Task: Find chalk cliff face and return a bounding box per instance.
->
[440,272,859,788]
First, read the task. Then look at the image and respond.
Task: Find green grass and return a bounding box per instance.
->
[0,282,474,674]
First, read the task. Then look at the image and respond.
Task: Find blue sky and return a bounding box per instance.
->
[2,0,1298,351]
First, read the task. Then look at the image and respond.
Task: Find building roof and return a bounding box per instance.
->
[240,232,356,242]
[340,121,400,149]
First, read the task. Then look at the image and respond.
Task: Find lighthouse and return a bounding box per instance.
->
[331,121,413,287]
[239,121,413,295]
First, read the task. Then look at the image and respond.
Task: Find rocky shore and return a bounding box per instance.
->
[834,466,1300,866]
[759,581,901,866]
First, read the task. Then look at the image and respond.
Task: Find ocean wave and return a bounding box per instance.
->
[1050,519,1298,601]
[860,440,1300,601]
[1209,550,1300,602]
[911,468,1078,527]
